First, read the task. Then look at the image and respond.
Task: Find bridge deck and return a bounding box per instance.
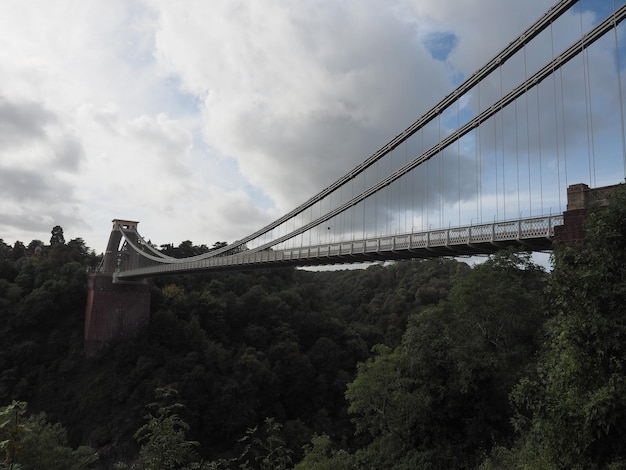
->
[114,215,563,280]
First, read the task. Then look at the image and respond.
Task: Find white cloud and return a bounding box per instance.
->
[147,0,452,212]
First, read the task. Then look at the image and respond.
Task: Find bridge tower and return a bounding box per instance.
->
[555,183,623,243]
[84,219,151,356]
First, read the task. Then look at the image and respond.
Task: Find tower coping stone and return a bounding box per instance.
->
[112,219,140,231]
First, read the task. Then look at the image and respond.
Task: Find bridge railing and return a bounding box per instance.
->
[115,214,564,279]
[279,215,562,259]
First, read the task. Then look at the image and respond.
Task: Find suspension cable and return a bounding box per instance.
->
[536,84,544,215]
[551,21,562,210]
[500,64,506,220]
[615,0,626,180]
[525,43,532,216]
[581,8,594,185]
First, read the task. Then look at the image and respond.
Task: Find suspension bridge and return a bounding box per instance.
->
[85,0,626,354]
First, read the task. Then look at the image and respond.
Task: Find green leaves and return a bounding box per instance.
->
[132,387,199,469]
[0,400,27,468]
[236,418,293,470]
[295,434,354,470]
[0,402,97,470]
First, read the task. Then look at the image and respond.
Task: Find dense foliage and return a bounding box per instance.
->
[1,187,626,468]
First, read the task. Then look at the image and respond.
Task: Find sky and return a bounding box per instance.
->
[0,0,619,253]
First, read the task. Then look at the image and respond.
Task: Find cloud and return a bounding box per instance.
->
[148,0,452,212]
[0,93,89,242]
[0,168,56,201]
[0,96,56,148]
[0,0,623,255]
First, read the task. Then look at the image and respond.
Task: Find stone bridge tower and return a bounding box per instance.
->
[84,220,151,356]
[554,183,623,243]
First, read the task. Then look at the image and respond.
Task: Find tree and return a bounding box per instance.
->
[235,418,293,470]
[10,242,25,261]
[50,226,65,245]
[508,184,626,468]
[66,238,87,254]
[0,400,27,469]
[26,240,44,254]
[132,387,199,469]
[18,413,98,469]
[295,434,354,470]
[345,250,547,469]
[0,402,97,470]
[177,241,208,258]
[0,241,11,261]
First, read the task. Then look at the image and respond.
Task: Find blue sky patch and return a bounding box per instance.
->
[571,0,626,25]
[422,31,458,61]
